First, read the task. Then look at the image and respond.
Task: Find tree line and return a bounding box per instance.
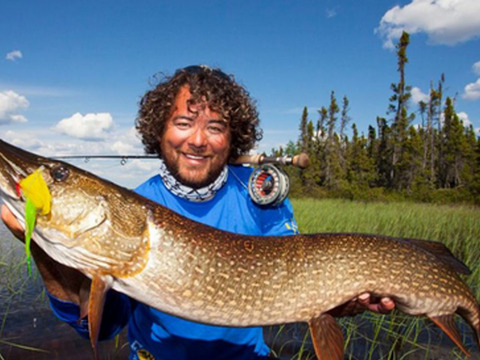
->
[274,32,480,204]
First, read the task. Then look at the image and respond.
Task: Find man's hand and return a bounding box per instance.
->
[1,204,25,240]
[356,293,395,314]
[327,293,395,317]
[1,204,90,305]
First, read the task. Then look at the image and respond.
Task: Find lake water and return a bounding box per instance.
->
[0,223,478,359]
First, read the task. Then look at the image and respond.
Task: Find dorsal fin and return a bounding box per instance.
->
[396,237,471,275]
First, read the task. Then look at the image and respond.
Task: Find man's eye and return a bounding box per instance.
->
[208,126,223,134]
[207,123,227,134]
[175,121,191,129]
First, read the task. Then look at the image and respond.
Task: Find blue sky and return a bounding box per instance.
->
[1,0,480,188]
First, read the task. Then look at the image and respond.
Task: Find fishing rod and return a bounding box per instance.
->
[55,153,310,206]
[54,155,157,165]
[231,153,309,169]
[54,153,309,168]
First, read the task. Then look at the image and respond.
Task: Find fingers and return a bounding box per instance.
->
[1,204,25,240]
[358,293,395,314]
[379,297,395,312]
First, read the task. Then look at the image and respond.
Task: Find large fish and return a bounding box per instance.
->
[0,139,478,359]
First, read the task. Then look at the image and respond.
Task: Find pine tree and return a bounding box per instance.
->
[428,76,444,186]
[402,125,424,190]
[462,125,478,187]
[347,123,376,188]
[338,96,351,178]
[302,120,323,187]
[324,91,341,189]
[440,97,467,188]
[376,116,392,187]
[340,96,350,141]
[388,31,414,189]
[298,106,309,153]
[367,125,377,157]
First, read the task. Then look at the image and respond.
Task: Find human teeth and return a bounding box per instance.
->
[185,154,204,160]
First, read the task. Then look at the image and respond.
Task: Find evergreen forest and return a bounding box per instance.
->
[274,32,480,205]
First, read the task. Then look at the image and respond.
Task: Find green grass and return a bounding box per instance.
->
[265,198,480,359]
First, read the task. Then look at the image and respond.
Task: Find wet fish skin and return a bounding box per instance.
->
[0,139,479,360]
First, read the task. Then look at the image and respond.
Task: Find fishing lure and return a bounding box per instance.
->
[17,168,51,275]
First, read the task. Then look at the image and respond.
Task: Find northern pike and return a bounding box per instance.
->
[0,139,478,359]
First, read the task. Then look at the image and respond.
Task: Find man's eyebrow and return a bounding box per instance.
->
[171,115,228,125]
[208,119,228,125]
[171,115,194,121]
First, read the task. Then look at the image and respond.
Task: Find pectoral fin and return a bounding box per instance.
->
[429,314,470,357]
[308,313,344,360]
[88,275,111,360]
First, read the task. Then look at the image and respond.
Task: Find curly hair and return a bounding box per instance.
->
[135,65,263,160]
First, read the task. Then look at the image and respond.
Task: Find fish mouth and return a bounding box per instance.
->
[0,140,48,212]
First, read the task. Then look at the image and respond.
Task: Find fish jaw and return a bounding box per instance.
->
[0,140,151,278]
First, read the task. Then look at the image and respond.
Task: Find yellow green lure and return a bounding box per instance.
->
[17,168,51,275]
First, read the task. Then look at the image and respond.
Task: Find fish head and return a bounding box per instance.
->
[0,139,150,276]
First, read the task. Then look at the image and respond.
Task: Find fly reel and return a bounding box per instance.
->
[248,164,290,206]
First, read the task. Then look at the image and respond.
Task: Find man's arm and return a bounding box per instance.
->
[1,205,88,304]
[1,205,130,339]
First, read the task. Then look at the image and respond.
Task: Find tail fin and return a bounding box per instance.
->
[428,314,470,357]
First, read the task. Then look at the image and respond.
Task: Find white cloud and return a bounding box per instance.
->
[462,78,480,101]
[376,0,480,49]
[0,90,29,124]
[410,86,429,104]
[326,8,337,18]
[2,130,42,150]
[0,126,153,188]
[54,112,115,140]
[110,127,143,154]
[6,50,22,61]
[457,112,471,126]
[473,61,480,76]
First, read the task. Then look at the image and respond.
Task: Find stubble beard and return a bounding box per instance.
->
[162,154,226,189]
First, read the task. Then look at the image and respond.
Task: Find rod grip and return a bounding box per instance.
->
[232,153,309,169]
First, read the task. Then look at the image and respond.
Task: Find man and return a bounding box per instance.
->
[2,65,394,360]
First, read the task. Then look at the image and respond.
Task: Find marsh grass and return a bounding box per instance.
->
[0,237,51,358]
[265,198,480,359]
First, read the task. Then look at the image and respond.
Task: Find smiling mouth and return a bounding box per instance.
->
[183,153,209,160]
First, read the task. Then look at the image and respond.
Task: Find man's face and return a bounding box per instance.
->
[160,85,231,188]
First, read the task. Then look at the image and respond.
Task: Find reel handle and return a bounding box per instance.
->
[232,153,309,169]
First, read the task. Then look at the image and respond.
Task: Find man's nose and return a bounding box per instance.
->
[188,126,208,148]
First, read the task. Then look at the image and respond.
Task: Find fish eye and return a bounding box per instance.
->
[50,165,70,182]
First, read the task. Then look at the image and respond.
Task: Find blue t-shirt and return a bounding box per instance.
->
[48,165,297,360]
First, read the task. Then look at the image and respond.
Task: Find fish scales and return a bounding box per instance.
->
[140,221,477,327]
[0,139,479,360]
